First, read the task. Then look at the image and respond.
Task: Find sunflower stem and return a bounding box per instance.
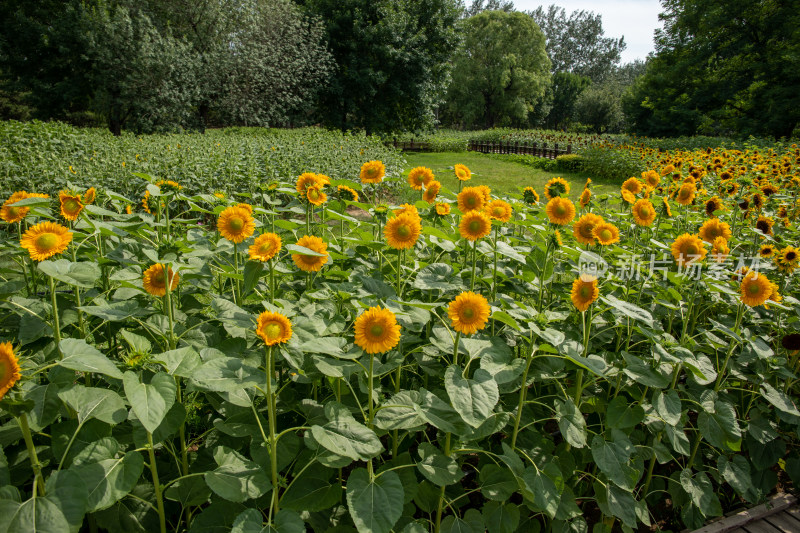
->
[146,431,167,533]
[714,302,745,391]
[48,275,62,358]
[434,432,452,533]
[536,241,551,312]
[511,333,535,450]
[396,249,403,299]
[452,331,462,367]
[470,239,478,291]
[367,351,376,431]
[305,202,311,236]
[490,225,499,303]
[232,243,241,305]
[163,263,176,351]
[269,258,275,305]
[265,345,280,516]
[18,413,45,496]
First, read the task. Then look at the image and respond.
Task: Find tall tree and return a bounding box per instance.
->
[305,0,462,133]
[464,0,514,17]
[445,10,550,129]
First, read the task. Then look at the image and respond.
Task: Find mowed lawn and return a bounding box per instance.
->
[399,151,612,202]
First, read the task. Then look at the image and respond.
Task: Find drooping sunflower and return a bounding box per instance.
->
[476,185,492,203]
[59,191,84,221]
[384,212,422,250]
[661,197,673,217]
[485,199,512,222]
[249,233,282,262]
[752,193,765,210]
[296,172,320,194]
[423,181,441,204]
[711,236,729,263]
[705,196,724,217]
[354,307,401,354]
[755,216,774,236]
[766,281,782,306]
[545,196,576,225]
[457,187,487,213]
[573,213,604,245]
[142,264,180,297]
[459,211,492,241]
[622,177,644,195]
[0,342,21,401]
[236,203,254,214]
[776,245,799,274]
[522,187,539,205]
[544,177,570,199]
[435,203,451,216]
[83,187,97,204]
[315,174,331,187]
[1,191,31,223]
[360,161,386,184]
[762,183,778,197]
[674,183,696,206]
[759,244,776,258]
[621,189,637,205]
[217,205,255,243]
[670,233,707,267]
[579,188,591,207]
[20,221,72,261]
[740,272,772,307]
[337,185,359,202]
[592,222,620,246]
[256,311,293,346]
[447,291,490,335]
[550,230,564,248]
[454,164,471,182]
[292,235,329,272]
[306,185,327,206]
[632,199,656,227]
[408,167,435,190]
[698,218,732,243]
[570,275,599,312]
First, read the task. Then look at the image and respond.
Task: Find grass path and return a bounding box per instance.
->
[399,151,611,201]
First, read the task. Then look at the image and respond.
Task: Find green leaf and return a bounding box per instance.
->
[58,385,127,425]
[591,434,640,491]
[123,372,176,434]
[242,261,264,296]
[286,244,325,256]
[606,396,644,430]
[190,357,261,393]
[521,467,560,518]
[444,366,499,428]
[602,294,653,326]
[482,501,520,533]
[680,469,722,518]
[297,337,347,357]
[72,452,145,512]
[654,389,682,426]
[479,464,517,501]
[600,483,638,529]
[555,399,586,448]
[698,399,741,451]
[59,339,123,379]
[491,311,521,331]
[374,390,426,430]
[412,263,463,291]
[718,455,752,496]
[79,300,145,321]
[38,259,101,288]
[44,470,89,532]
[346,468,404,533]
[622,352,669,388]
[416,442,464,486]
[165,475,212,507]
[414,389,470,436]
[760,383,800,416]
[156,347,201,377]
[7,496,70,533]
[263,510,306,533]
[204,446,271,503]
[280,465,341,513]
[310,403,383,461]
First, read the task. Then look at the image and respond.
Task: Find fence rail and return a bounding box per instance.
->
[387,139,572,159]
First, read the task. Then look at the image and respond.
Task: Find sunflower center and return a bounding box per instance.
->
[469,220,481,232]
[229,217,244,231]
[370,324,384,337]
[462,307,475,319]
[153,270,166,285]
[554,205,566,216]
[600,229,612,241]
[493,207,503,217]
[787,252,798,261]
[639,207,650,217]
[748,283,761,295]
[309,189,319,200]
[259,242,273,253]
[466,196,477,207]
[264,323,281,339]
[579,285,591,298]
[64,199,80,212]
[397,224,411,238]
[8,206,19,217]
[581,224,593,238]
[36,232,59,250]
[685,244,698,256]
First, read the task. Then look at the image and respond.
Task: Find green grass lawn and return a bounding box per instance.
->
[399,151,612,202]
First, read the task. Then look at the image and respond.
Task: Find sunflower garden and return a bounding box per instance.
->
[1,123,800,533]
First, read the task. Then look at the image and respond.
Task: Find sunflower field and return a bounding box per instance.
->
[1,127,800,533]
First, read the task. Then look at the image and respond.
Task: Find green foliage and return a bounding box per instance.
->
[578,145,646,183]
[555,154,584,172]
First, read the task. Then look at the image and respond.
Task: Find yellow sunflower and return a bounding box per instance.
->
[544,177,570,199]
[59,191,84,221]
[315,174,331,187]
[454,164,471,182]
[249,233,282,262]
[337,185,359,202]
[394,203,421,221]
[354,307,401,354]
[592,222,620,246]
[698,218,732,243]
[622,177,644,195]
[408,167,435,190]
[459,211,492,241]
[705,196,724,217]
[573,213,604,245]
[632,199,656,226]
[142,264,179,297]
[570,275,599,312]
[759,244,776,258]
[447,291,490,335]
[755,216,774,236]
[642,170,660,189]
[661,197,673,217]
[360,161,385,184]
[776,246,799,274]
[457,187,487,213]
[476,185,492,203]
[1,191,31,223]
[0,342,21,402]
[711,236,729,263]
[545,197,576,225]
[385,212,422,250]
[670,233,707,267]
[621,189,637,204]
[523,187,539,205]
[306,185,327,206]
[292,235,329,272]
[660,164,675,176]
[675,183,696,206]
[485,199,512,222]
[256,311,293,346]
[296,172,321,194]
[217,205,256,243]
[20,221,72,261]
[740,272,772,307]
[435,203,451,216]
[423,181,441,204]
[83,187,96,204]
[579,188,591,207]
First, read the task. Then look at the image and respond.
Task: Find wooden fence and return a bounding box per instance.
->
[387,139,572,159]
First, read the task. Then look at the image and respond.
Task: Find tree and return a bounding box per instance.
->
[625,0,800,138]
[445,10,550,129]
[464,0,514,17]
[305,0,462,133]
[542,71,590,129]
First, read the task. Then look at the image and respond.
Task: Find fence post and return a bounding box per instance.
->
[555,143,559,156]
[567,144,572,154]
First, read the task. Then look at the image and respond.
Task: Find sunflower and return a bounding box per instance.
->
[698,218,732,243]
[592,222,620,246]
[632,199,656,226]
[249,233,282,262]
[454,164,471,182]
[315,174,331,187]
[125,205,132,214]
[457,187,487,213]
[1,191,31,223]
[447,291,490,335]
[766,281,782,306]
[0,342,21,402]
[674,183,696,206]
[217,205,255,243]
[550,230,563,248]
[573,213,604,245]
[781,333,800,353]
[579,188,591,207]
[522,187,539,205]
[705,196,724,217]
[584,178,592,188]
[394,203,421,221]
[720,180,739,197]
[660,164,675,176]
[761,183,778,197]
[544,177,570,199]
[660,197,672,217]
[570,275,599,312]
[236,203,254,214]
[296,173,321,195]
[408,167,435,190]
[621,189,637,204]
[142,264,179,297]
[20,221,72,261]
[459,211,492,241]
[256,311,293,346]
[292,235,329,272]
[670,233,707,267]
[622,177,644,195]
[155,180,182,193]
[354,307,401,354]
[545,197,576,225]
[385,212,422,250]
[752,193,765,210]
[59,191,84,221]
[759,244,776,258]
[485,199,512,222]
[306,185,327,206]
[776,246,799,273]
[755,216,774,236]
[83,187,96,204]
[337,185,359,202]
[739,272,772,307]
[423,181,442,204]
[711,236,729,263]
[435,203,451,216]
[360,161,385,184]
[476,185,492,203]
[642,170,660,189]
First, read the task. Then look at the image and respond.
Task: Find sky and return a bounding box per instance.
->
[509,0,664,64]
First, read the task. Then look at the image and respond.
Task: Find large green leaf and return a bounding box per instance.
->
[555,399,586,448]
[521,466,560,518]
[204,446,271,503]
[38,259,101,288]
[606,396,644,429]
[760,383,800,416]
[414,388,470,436]
[280,464,341,513]
[44,470,89,532]
[680,469,722,518]
[71,451,145,512]
[482,501,520,533]
[444,366,499,428]
[479,464,517,501]
[698,398,741,451]
[717,454,752,497]
[190,357,261,393]
[346,468,404,533]
[374,390,426,430]
[79,300,145,321]
[591,433,640,490]
[654,389,682,426]
[156,347,201,377]
[310,402,383,461]
[58,385,127,425]
[59,339,123,379]
[416,442,464,486]
[123,372,176,434]
[597,483,638,529]
[7,497,71,533]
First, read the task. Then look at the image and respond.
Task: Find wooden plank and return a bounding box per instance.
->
[742,521,783,532]
[686,494,796,533]
[763,511,800,532]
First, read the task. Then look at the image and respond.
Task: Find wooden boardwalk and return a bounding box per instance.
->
[688,494,800,533]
